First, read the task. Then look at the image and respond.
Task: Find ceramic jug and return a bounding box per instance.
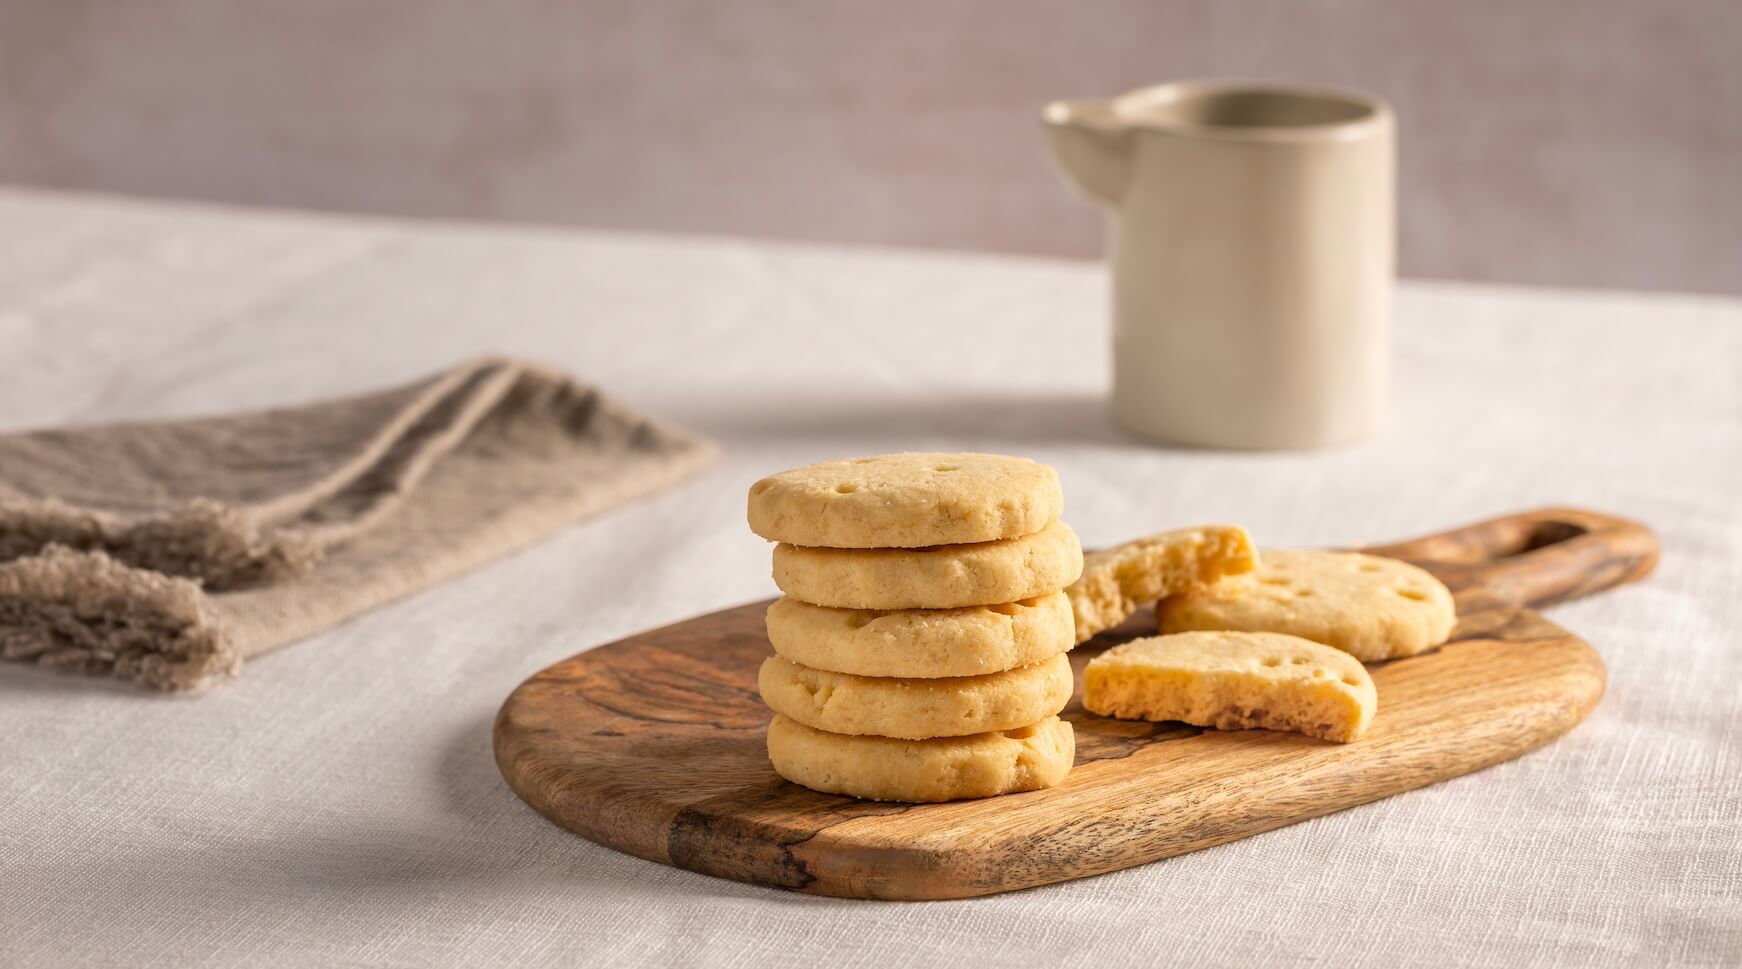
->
[1045,80,1394,449]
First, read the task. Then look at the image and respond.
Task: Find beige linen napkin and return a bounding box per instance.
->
[0,357,716,691]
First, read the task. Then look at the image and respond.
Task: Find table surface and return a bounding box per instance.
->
[1,188,1737,969]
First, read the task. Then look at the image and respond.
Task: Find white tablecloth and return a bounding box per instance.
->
[2,189,1737,969]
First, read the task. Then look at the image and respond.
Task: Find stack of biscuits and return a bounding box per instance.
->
[747,452,1084,803]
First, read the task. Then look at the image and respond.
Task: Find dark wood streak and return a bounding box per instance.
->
[493,507,1659,900]
[1363,507,1658,611]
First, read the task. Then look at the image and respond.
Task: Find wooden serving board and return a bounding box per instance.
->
[494,508,1657,899]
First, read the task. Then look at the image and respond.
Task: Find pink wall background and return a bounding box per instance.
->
[1,1,1738,294]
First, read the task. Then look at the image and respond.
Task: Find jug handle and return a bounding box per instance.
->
[1043,99,1133,208]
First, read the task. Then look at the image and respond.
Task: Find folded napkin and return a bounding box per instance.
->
[0,358,716,691]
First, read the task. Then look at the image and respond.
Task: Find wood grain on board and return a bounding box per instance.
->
[494,508,1657,899]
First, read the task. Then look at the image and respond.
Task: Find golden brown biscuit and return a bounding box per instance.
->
[765,714,1075,802]
[764,592,1075,678]
[771,521,1083,610]
[1068,524,1258,642]
[747,452,1062,549]
[1157,549,1455,661]
[757,653,1073,739]
[1084,631,1376,742]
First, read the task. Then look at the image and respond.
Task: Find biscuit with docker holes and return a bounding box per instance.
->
[1157,549,1455,661]
[1084,631,1377,742]
[747,452,1062,549]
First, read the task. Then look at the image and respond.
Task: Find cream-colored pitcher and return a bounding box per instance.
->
[1045,80,1394,449]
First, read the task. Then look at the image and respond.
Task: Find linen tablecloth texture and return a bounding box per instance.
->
[0,356,715,689]
[1,190,1736,969]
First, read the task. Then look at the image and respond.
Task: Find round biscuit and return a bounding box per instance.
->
[765,714,1075,802]
[771,520,1083,610]
[764,592,1075,678]
[747,452,1062,548]
[1156,549,1456,661]
[758,653,1073,739]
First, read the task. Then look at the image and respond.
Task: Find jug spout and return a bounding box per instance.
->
[1043,99,1133,208]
